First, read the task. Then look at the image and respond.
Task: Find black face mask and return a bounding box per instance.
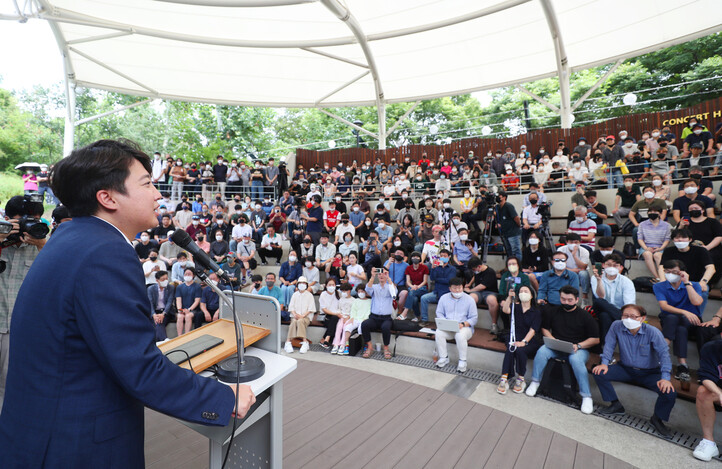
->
[411,258,420,264]
[689,209,703,218]
[648,213,659,220]
[394,255,404,262]
[690,173,702,179]
[562,304,576,312]
[529,198,537,204]
[659,143,667,147]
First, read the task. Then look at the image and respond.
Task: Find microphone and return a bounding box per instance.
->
[170,229,229,281]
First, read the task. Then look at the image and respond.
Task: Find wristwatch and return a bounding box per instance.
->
[523,340,528,345]
[684,282,692,286]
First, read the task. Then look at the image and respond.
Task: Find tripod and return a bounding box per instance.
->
[538,216,555,268]
[480,205,509,263]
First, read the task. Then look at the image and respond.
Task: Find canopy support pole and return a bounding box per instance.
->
[318,109,378,140]
[315,71,370,105]
[300,47,369,69]
[63,77,76,157]
[386,101,421,136]
[68,47,159,95]
[377,101,386,150]
[571,59,623,112]
[515,85,559,113]
[540,0,571,129]
[75,99,153,125]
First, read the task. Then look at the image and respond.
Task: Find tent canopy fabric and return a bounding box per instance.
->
[14,0,722,108]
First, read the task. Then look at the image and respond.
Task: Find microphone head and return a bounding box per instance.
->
[170,229,192,247]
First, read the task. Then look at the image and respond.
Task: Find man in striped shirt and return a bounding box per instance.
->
[567,206,597,251]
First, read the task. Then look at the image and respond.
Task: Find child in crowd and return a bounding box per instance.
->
[332,283,371,355]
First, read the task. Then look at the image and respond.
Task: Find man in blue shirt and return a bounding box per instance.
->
[302,194,324,245]
[435,278,478,373]
[420,249,458,325]
[653,259,704,383]
[360,267,396,358]
[384,249,409,316]
[538,251,580,311]
[278,253,303,309]
[199,272,221,327]
[175,268,201,336]
[593,304,676,438]
[258,272,286,319]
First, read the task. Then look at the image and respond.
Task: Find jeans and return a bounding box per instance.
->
[37,185,57,205]
[436,327,473,361]
[405,286,428,318]
[251,180,264,201]
[420,292,439,321]
[596,223,612,238]
[279,284,296,307]
[593,364,677,421]
[593,297,622,342]
[504,234,522,260]
[532,345,591,398]
[578,269,590,294]
[608,168,623,189]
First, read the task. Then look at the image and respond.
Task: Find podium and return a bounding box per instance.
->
[161,292,296,469]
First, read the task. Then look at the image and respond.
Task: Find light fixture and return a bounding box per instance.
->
[623,93,637,106]
[328,140,336,149]
[429,124,439,135]
[481,125,492,136]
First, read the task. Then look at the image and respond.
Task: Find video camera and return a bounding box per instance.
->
[1,192,49,246]
[537,201,552,221]
[482,191,500,206]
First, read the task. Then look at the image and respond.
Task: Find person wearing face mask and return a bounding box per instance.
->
[172,200,194,229]
[433,277,478,373]
[301,194,324,245]
[629,184,668,229]
[677,165,715,202]
[590,254,636,341]
[374,215,394,251]
[498,256,532,299]
[318,278,342,349]
[682,123,714,158]
[567,206,597,251]
[592,304,676,437]
[497,285,542,395]
[556,233,591,304]
[301,256,321,294]
[338,230,359,258]
[522,182,547,207]
[521,232,549,288]
[599,135,624,188]
[495,191,522,260]
[419,249,458,327]
[258,225,283,266]
[685,200,722,282]
[185,214,207,242]
[198,272,222,328]
[147,270,175,341]
[249,202,267,243]
[537,252,580,310]
[236,233,257,286]
[383,249,410,314]
[278,252,303,309]
[284,276,317,354]
[360,267,397,359]
[526,286,600,415]
[464,258,499,333]
[314,233,337,275]
[399,252,429,321]
[174,268,201,336]
[134,230,159,262]
[660,227,715,295]
[334,284,372,355]
[257,272,285,317]
[521,193,543,246]
[170,251,194,284]
[612,175,642,227]
[636,208,672,281]
[672,178,715,225]
[230,215,252,252]
[452,228,478,268]
[142,248,167,286]
[218,252,241,290]
[566,158,589,185]
[434,171,451,193]
[168,158,186,202]
[654,259,706,385]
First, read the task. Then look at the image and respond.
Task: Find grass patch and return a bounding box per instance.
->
[0,172,24,204]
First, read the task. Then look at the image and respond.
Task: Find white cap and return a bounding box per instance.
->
[297,276,308,284]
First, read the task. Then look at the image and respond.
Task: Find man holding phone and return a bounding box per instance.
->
[590,254,636,342]
[360,267,396,359]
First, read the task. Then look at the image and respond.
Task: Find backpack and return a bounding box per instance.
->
[622,240,636,259]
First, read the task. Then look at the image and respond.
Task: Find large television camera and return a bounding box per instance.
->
[537,201,552,221]
[1,192,49,246]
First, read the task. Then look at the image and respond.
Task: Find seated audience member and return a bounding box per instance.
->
[567,206,597,251]
[259,225,283,266]
[660,228,715,313]
[420,249,458,325]
[590,236,625,269]
[636,207,671,281]
[678,166,715,201]
[338,232,358,258]
[521,231,550,283]
[153,214,175,244]
[612,175,642,226]
[537,252,580,309]
[210,230,229,265]
[302,256,321,294]
[591,254,636,342]
[175,268,201,336]
[452,228,478,269]
[236,233,257,286]
[345,252,366,290]
[654,259,704,383]
[198,272,221,327]
[173,202,193,229]
[593,304,676,437]
[556,233,590,303]
[464,258,500,334]
[400,251,430,321]
[147,271,175,341]
[692,340,722,461]
[326,252,346,282]
[361,268,396,359]
[258,273,286,319]
[629,185,668,230]
[334,214,355,245]
[318,278,341,349]
[332,284,371,355]
[434,277,478,373]
[525,286,600,414]
[299,235,315,259]
[219,252,241,290]
[499,256,533,296]
[522,193,543,245]
[361,231,383,276]
[170,251,194,284]
[135,231,159,262]
[315,233,337,274]
[583,190,611,238]
[186,215,206,241]
[267,205,287,234]
[142,249,166,286]
[385,249,409,315]
[672,178,714,224]
[686,200,722,286]
[421,225,449,267]
[283,276,316,354]
[159,230,182,266]
[497,286,542,395]
[229,215,252,252]
[279,252,303,308]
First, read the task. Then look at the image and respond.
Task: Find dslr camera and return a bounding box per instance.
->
[2,192,50,245]
[537,201,552,221]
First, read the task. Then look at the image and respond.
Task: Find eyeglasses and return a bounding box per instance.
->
[621,315,642,320]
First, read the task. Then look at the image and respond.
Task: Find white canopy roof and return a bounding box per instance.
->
[10,0,721,109]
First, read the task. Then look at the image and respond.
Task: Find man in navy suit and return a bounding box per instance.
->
[0,139,255,468]
[147,270,175,341]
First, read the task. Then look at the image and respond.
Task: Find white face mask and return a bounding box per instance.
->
[674,241,689,250]
[451,291,463,299]
[305,261,312,267]
[443,203,451,209]
[327,285,336,293]
[652,132,660,138]
[184,275,194,283]
[652,179,662,187]
[216,235,223,241]
[644,191,654,199]
[401,194,407,199]
[393,241,402,247]
[684,186,697,195]
[622,317,642,330]
[528,238,539,245]
[556,151,563,156]
[604,266,619,277]
[459,234,468,241]
[192,221,199,226]
[553,260,567,270]
[358,291,366,299]
[599,250,613,256]
[365,220,371,226]
[693,129,702,135]
[664,272,680,284]
[518,292,532,303]
[575,217,584,223]
[141,235,149,242]
[508,264,518,274]
[574,163,581,169]
[378,222,386,229]
[288,256,297,262]
[158,280,169,288]
[297,283,307,291]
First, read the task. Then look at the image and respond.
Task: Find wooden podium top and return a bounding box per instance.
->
[157,319,271,373]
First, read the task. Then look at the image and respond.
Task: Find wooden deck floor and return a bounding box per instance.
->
[144,359,635,469]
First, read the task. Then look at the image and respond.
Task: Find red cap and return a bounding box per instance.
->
[605,135,615,140]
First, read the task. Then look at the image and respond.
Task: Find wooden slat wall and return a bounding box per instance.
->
[296,96,722,168]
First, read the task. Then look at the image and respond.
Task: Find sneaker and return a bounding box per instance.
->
[650,414,673,438]
[240,277,247,286]
[693,439,720,461]
[436,356,449,368]
[330,345,339,354]
[457,361,467,373]
[581,397,594,414]
[598,401,625,416]
[261,261,268,266]
[276,260,281,266]
[342,345,349,355]
[490,323,499,335]
[496,378,509,395]
[299,341,309,354]
[512,377,526,394]
[675,364,691,382]
[525,381,539,397]
[410,317,419,323]
[284,341,293,353]
[320,341,330,349]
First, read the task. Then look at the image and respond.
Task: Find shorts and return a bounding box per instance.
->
[474,290,495,304]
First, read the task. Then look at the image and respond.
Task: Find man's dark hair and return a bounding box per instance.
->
[178,251,188,259]
[468,258,482,270]
[265,272,276,279]
[671,228,692,239]
[621,304,647,317]
[566,232,581,242]
[585,190,597,198]
[597,236,614,249]
[553,251,568,261]
[50,139,152,217]
[449,277,464,287]
[559,285,579,299]
[5,196,28,218]
[155,270,168,280]
[662,259,686,271]
[439,248,451,256]
[683,178,698,187]
[51,205,71,223]
[604,253,624,265]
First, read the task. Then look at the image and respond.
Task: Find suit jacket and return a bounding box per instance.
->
[0,217,235,468]
[147,283,176,316]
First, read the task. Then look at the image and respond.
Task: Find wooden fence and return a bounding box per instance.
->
[296,96,722,168]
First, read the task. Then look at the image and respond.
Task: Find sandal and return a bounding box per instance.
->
[362,347,371,358]
[384,349,392,359]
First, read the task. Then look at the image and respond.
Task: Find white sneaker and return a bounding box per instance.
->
[331,345,339,354]
[525,381,539,397]
[284,341,293,353]
[581,397,594,414]
[299,341,309,354]
[436,357,449,368]
[457,361,467,373]
[693,439,720,461]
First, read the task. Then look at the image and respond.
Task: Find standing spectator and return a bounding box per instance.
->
[525,286,600,415]
[360,268,396,359]
[593,305,676,438]
[147,271,175,341]
[497,286,541,394]
[36,164,56,204]
[495,192,522,260]
[259,225,283,266]
[265,158,279,194]
[250,161,265,201]
[600,135,624,188]
[150,152,167,192]
[212,156,227,200]
[185,162,200,197]
[302,195,324,245]
[692,340,722,461]
[283,277,316,354]
[537,251,580,308]
[22,169,38,194]
[175,268,201,336]
[226,159,242,198]
[384,249,409,316]
[591,254,636,341]
[434,277,478,373]
[169,158,186,202]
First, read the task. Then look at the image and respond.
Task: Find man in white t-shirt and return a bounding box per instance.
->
[142,249,167,286]
[230,216,252,252]
[557,233,591,302]
[259,225,283,266]
[334,214,355,244]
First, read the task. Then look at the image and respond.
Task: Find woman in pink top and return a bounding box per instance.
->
[22,170,38,193]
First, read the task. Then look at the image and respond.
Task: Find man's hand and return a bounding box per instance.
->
[153,313,164,324]
[680,271,691,284]
[685,311,701,326]
[657,379,674,394]
[204,312,212,322]
[228,384,256,419]
[593,364,608,375]
[0,220,19,243]
[21,234,47,250]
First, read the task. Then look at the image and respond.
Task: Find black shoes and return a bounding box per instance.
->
[598,401,625,416]
[675,364,690,382]
[650,414,673,438]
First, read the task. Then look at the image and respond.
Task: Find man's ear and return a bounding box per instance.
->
[96,189,119,212]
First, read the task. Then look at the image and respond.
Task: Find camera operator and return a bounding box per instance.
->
[495,191,522,259]
[0,195,48,405]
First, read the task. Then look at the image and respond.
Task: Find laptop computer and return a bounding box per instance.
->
[435,318,460,333]
[543,336,576,354]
